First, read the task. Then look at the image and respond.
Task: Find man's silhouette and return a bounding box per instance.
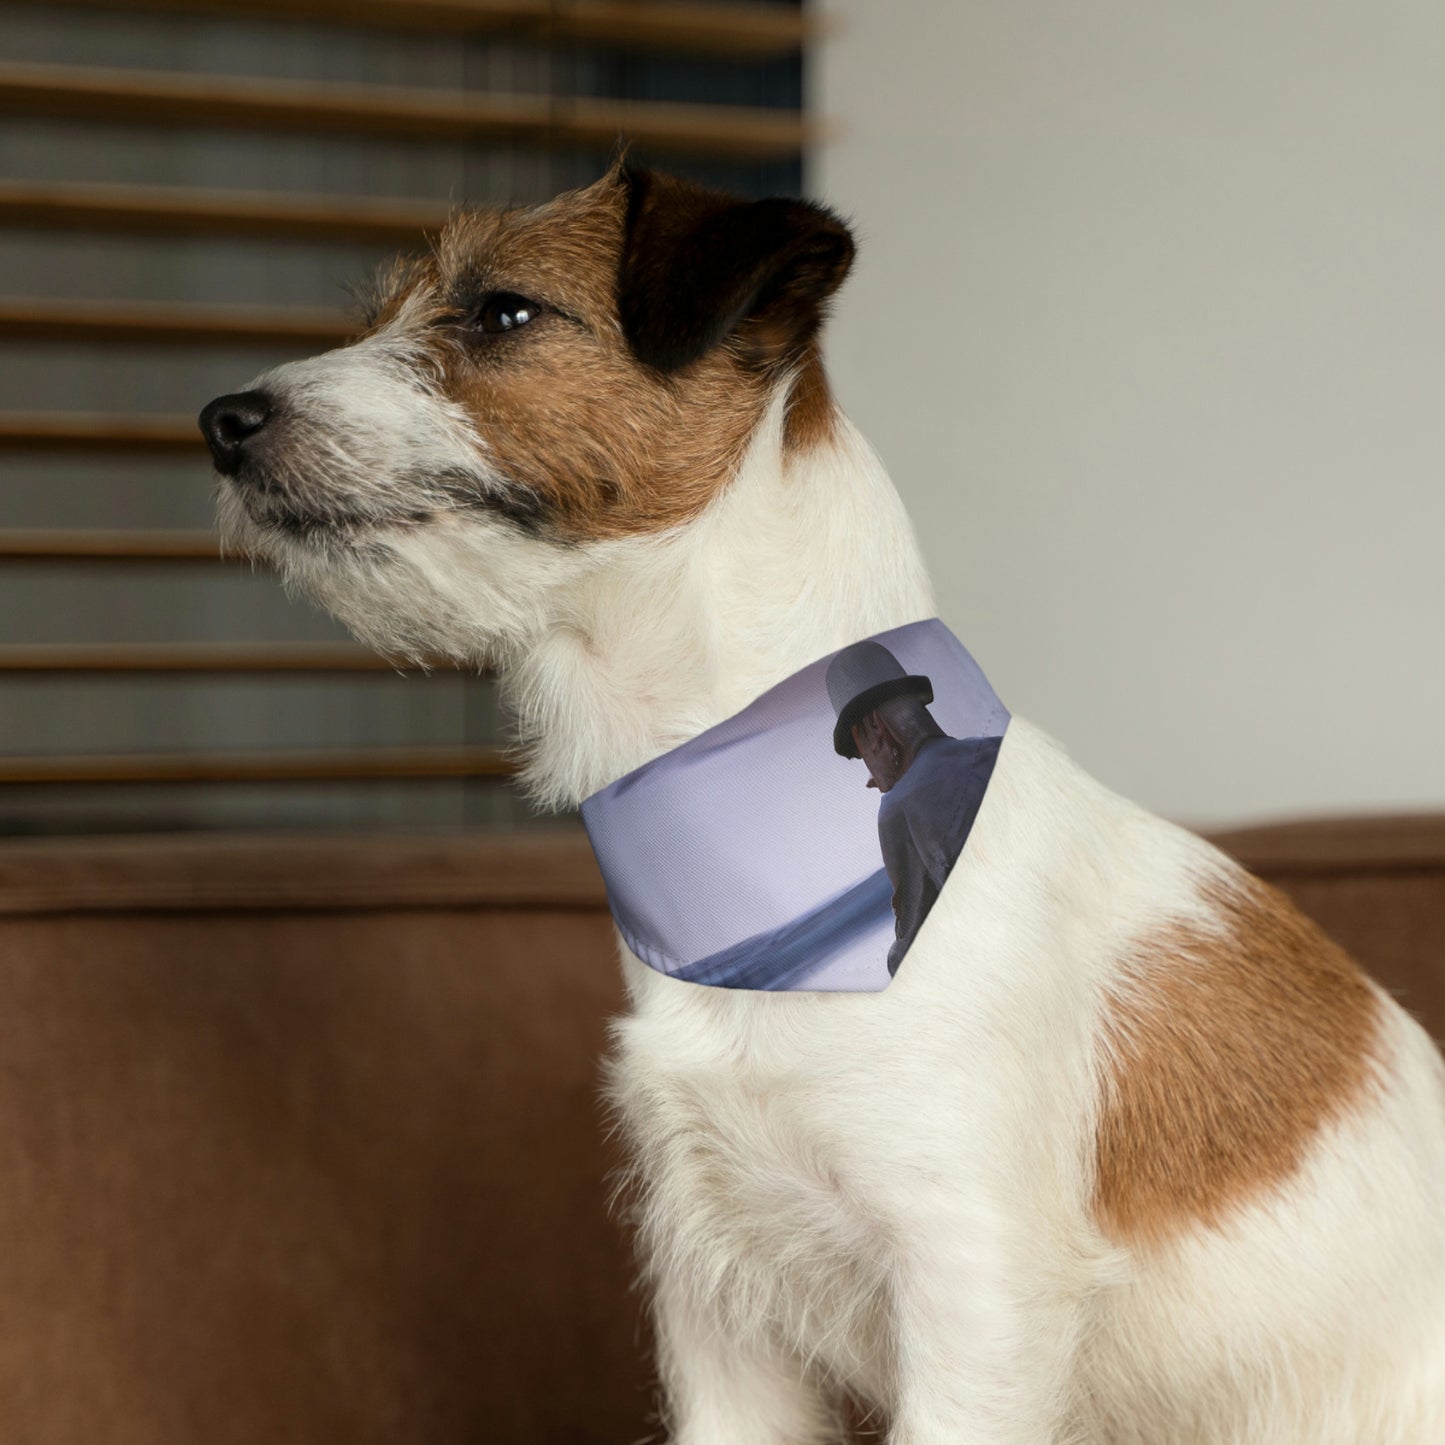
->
[826,641,1001,975]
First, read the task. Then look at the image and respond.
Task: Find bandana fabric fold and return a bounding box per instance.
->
[579,619,1009,992]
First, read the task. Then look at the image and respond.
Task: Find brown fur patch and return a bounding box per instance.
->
[363,171,843,541]
[1094,873,1382,1247]
[783,341,839,453]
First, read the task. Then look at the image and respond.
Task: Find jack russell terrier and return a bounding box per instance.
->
[200,164,1445,1444]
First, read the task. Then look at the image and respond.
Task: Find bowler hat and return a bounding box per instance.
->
[825,641,934,758]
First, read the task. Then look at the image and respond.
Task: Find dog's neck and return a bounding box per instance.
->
[506,390,937,809]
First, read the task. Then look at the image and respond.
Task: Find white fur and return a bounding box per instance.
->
[221,349,1445,1442]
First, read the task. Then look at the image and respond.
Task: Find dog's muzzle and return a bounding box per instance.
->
[199,390,274,476]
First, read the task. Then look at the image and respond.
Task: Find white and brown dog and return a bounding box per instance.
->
[201,166,1445,1443]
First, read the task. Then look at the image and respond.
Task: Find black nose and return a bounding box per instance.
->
[199,390,273,475]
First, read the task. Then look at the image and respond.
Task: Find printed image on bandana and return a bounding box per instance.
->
[580,619,1009,992]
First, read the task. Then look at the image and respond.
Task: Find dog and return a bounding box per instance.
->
[200,163,1445,1443]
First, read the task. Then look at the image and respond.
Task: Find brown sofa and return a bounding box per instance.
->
[0,819,1440,1444]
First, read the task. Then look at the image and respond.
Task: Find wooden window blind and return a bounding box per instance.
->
[0,0,814,835]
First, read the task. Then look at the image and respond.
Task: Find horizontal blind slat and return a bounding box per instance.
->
[0,181,449,244]
[19,0,815,58]
[0,61,818,161]
[0,747,514,784]
[0,643,457,672]
[0,298,354,347]
[0,530,231,561]
[0,412,202,451]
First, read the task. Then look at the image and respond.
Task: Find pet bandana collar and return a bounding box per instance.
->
[579,619,1010,992]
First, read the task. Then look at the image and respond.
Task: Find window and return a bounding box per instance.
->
[0,0,811,834]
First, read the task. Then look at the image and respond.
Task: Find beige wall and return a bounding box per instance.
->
[813,1,1445,827]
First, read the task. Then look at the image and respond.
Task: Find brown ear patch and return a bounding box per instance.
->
[619,166,854,377]
[1093,874,1382,1248]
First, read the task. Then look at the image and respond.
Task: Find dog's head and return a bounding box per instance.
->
[199,166,854,664]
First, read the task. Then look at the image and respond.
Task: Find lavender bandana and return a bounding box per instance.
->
[580,619,1010,992]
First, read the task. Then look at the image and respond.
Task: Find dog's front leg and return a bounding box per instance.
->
[654,1274,841,1445]
[884,1211,1087,1445]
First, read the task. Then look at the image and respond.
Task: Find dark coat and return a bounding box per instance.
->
[876,734,1003,975]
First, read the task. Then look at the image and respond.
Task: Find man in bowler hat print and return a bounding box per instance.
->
[827,641,1002,976]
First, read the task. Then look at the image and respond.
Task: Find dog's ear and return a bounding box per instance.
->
[618,167,855,375]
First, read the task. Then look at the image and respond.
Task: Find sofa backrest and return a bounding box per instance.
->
[0,832,648,1445]
[0,819,1440,1443]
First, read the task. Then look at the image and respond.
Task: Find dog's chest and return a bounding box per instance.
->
[612,1005,894,1390]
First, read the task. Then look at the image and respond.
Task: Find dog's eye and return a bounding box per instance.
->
[474,292,542,335]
